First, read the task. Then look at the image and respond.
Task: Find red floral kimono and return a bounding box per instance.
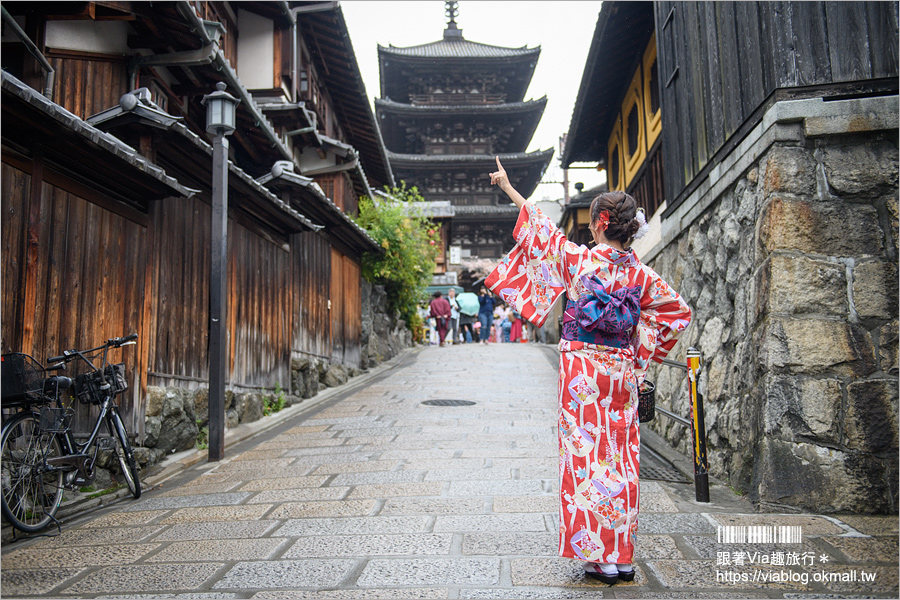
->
[486,203,691,564]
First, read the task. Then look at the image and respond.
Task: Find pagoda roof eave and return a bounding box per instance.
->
[376,98,547,154]
[374,97,547,115]
[386,149,553,167]
[377,40,540,60]
[388,150,553,200]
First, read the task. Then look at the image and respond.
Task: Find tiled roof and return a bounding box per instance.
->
[2,71,195,199]
[378,39,539,59]
[386,149,553,164]
[452,204,520,215]
[375,97,547,114]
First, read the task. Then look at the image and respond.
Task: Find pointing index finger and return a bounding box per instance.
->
[495,156,502,170]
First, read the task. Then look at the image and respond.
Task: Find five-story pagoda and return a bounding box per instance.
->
[376,1,553,289]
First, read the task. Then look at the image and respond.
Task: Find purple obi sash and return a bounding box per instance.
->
[561,276,641,349]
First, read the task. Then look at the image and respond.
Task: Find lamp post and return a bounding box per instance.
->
[202,82,240,462]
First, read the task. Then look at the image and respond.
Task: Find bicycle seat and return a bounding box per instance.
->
[44,376,72,392]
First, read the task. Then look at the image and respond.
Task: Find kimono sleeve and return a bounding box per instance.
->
[633,267,692,384]
[485,203,585,328]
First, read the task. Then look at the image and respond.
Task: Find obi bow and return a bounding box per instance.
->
[572,276,641,334]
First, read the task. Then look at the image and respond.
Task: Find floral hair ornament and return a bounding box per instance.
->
[595,210,610,232]
[634,208,650,240]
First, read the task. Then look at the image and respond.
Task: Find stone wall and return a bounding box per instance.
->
[642,96,898,514]
[360,280,413,369]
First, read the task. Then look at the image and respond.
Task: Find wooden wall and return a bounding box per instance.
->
[228,220,292,390]
[317,172,359,217]
[655,1,899,212]
[328,248,362,366]
[2,163,366,441]
[146,196,211,390]
[1,161,146,434]
[291,231,332,360]
[47,50,129,120]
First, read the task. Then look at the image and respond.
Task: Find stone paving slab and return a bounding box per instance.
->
[492,495,556,513]
[381,497,486,515]
[119,492,253,511]
[447,479,549,496]
[213,559,356,590]
[245,487,350,504]
[2,567,86,596]
[159,504,274,524]
[274,516,431,537]
[266,499,377,519]
[253,589,447,599]
[283,533,454,558]
[62,563,224,594]
[158,481,247,496]
[152,520,280,541]
[146,538,289,562]
[29,525,166,547]
[345,481,444,498]
[2,543,160,568]
[238,475,331,490]
[461,532,559,556]
[433,513,547,532]
[2,345,897,599]
[81,509,171,528]
[356,557,502,587]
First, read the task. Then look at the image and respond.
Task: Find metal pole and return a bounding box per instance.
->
[559,134,570,205]
[686,347,710,502]
[208,132,229,462]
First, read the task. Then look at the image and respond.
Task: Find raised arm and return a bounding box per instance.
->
[490,156,527,209]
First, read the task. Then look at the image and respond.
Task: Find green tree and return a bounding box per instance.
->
[354,183,440,332]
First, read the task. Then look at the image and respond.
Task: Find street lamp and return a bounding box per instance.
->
[201,82,239,462]
[203,81,239,135]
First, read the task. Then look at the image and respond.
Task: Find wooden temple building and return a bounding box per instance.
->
[1,1,392,442]
[375,1,553,290]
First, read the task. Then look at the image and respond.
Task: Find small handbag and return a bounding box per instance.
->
[638,380,656,423]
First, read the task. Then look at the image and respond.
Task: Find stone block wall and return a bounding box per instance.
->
[643,96,898,514]
[360,280,413,369]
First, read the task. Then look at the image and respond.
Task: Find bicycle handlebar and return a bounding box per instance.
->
[47,333,137,365]
[47,352,71,364]
[108,333,138,346]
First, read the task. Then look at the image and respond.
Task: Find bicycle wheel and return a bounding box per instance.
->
[0,411,65,532]
[107,409,141,499]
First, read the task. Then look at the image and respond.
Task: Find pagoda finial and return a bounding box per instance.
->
[444,1,463,40]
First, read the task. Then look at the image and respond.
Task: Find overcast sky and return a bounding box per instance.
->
[340,0,607,202]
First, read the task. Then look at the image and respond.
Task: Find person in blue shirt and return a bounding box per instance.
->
[477,287,495,345]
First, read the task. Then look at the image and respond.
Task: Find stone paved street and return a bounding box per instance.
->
[2,344,898,599]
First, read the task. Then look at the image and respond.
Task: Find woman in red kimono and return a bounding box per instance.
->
[486,157,691,584]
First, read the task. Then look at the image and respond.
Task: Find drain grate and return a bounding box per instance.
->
[422,399,476,407]
[641,446,691,483]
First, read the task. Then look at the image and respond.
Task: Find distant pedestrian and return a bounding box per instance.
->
[457,291,479,343]
[487,157,692,585]
[447,288,461,344]
[509,311,523,342]
[429,291,452,347]
[477,287,495,345]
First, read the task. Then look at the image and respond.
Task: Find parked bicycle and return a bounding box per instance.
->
[1,334,141,533]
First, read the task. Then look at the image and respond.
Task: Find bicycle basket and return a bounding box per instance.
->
[39,406,73,433]
[73,363,128,405]
[1,353,46,405]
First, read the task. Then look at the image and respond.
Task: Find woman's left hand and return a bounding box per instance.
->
[490,156,508,189]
